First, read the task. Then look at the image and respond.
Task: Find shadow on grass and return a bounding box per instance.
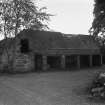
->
[87,96,105,104]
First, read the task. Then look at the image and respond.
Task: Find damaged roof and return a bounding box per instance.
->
[17,29,100,55]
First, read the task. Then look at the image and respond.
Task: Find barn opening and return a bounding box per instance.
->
[35,54,42,71]
[65,55,77,69]
[20,39,29,53]
[47,56,61,69]
[80,55,89,68]
[102,55,105,64]
[92,55,101,66]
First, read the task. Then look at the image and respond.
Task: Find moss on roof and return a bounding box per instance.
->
[0,29,101,54]
[18,29,99,50]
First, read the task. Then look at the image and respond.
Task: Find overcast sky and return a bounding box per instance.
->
[38,0,94,35]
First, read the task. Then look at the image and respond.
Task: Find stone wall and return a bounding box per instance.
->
[13,53,34,72]
[0,44,35,73]
[0,52,34,72]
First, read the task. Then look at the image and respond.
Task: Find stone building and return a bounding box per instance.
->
[0,29,103,72]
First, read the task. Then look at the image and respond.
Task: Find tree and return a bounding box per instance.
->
[89,0,105,37]
[89,0,105,55]
[0,0,51,37]
[0,0,51,72]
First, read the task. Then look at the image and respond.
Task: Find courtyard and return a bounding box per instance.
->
[0,68,104,105]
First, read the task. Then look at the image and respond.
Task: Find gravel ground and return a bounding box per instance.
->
[0,68,104,105]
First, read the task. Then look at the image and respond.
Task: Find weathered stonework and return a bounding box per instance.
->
[13,53,34,72]
[0,29,102,72]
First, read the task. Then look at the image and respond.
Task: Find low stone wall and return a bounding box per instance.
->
[0,52,34,73]
[13,53,34,72]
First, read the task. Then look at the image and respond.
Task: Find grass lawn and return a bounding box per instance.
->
[0,67,104,105]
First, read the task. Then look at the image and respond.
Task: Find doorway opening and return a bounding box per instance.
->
[92,55,101,66]
[65,55,77,69]
[47,56,61,69]
[20,39,29,53]
[80,55,89,68]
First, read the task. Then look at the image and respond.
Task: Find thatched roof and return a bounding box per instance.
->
[17,29,100,55]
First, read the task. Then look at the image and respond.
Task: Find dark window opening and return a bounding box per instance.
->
[80,55,89,68]
[92,55,101,66]
[65,55,77,69]
[47,56,61,69]
[103,55,105,64]
[20,39,29,53]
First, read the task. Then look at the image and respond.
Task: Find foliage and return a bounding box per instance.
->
[89,0,105,38]
[0,0,51,72]
[88,72,105,99]
[89,0,105,54]
[0,0,51,37]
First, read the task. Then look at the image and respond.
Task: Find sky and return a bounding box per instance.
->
[38,0,94,35]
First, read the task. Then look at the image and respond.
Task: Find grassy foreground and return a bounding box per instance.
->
[0,67,104,105]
